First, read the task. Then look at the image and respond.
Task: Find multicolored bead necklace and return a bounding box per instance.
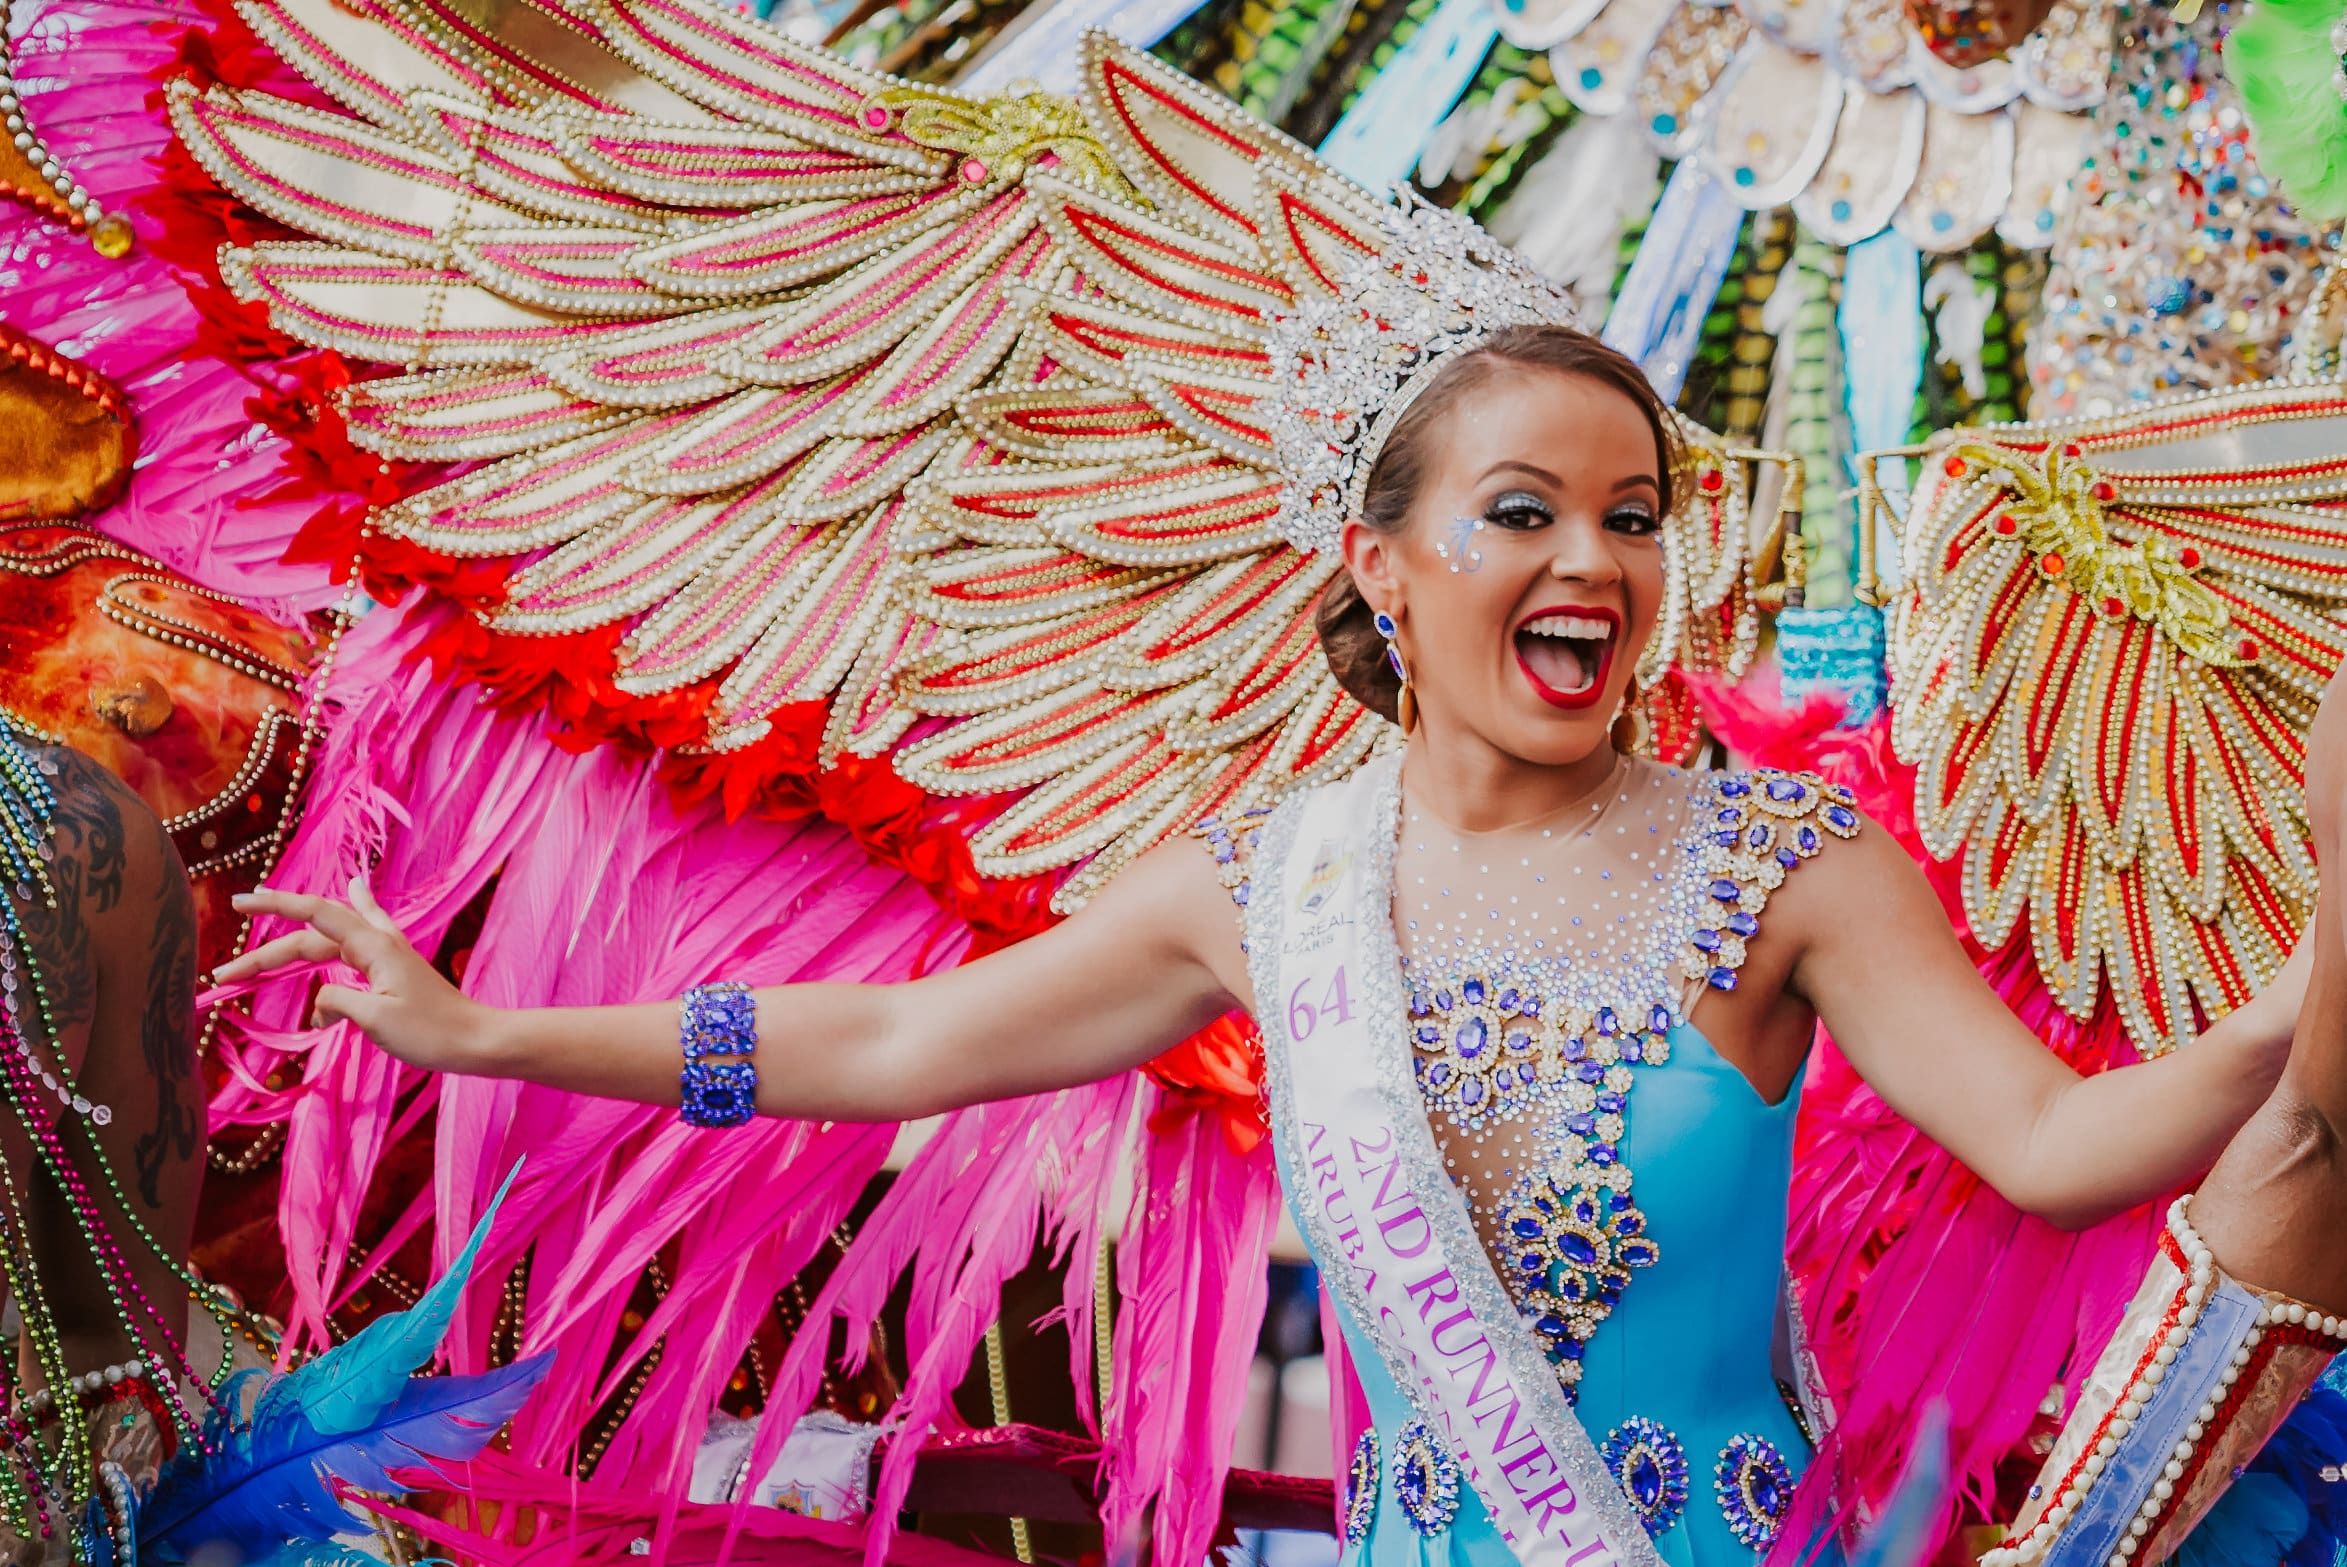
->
[0,714,250,1541]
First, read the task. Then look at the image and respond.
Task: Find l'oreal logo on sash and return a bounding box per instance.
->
[1297,839,1350,914]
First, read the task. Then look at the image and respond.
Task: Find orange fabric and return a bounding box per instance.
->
[0,522,321,975]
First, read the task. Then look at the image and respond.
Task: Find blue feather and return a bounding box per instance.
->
[127,1163,544,1565]
[136,1356,548,1560]
[2176,1378,2347,1567]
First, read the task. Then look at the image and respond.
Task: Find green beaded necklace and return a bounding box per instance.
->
[0,712,253,1539]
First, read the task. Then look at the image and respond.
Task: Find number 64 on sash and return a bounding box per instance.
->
[1288,967,1356,1041]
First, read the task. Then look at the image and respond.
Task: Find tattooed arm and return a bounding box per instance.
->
[9,744,204,1369]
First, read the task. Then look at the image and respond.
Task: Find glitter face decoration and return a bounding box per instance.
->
[1437,516,1487,573]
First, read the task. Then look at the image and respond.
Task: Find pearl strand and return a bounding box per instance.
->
[12,1359,152,1421]
[0,0,130,254]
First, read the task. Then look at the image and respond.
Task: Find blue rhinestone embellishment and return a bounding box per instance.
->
[1409,954,1680,1389]
[1602,1417,1690,1537]
[1194,807,1272,916]
[1390,1420,1461,1536]
[1714,1433,1794,1549]
[1394,770,1857,1421]
[1498,1168,1658,1396]
[1343,1429,1379,1546]
[679,982,759,1129]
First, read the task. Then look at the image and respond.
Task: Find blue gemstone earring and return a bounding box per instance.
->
[1371,610,1417,733]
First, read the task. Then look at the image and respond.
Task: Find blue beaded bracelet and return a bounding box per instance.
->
[679,981,757,1129]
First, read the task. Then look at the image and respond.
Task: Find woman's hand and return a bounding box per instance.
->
[215,879,505,1075]
[2186,654,2347,1309]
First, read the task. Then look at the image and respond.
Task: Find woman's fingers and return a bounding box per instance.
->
[311,982,389,1035]
[232,887,374,945]
[212,928,343,982]
[225,885,428,1000]
[348,872,402,936]
[215,884,454,1060]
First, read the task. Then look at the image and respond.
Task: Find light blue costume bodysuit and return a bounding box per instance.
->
[1208,760,1859,1567]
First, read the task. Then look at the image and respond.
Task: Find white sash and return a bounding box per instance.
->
[1247,756,1661,1567]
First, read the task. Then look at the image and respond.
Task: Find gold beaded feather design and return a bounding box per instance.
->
[171,0,1763,909]
[1886,381,2347,1055]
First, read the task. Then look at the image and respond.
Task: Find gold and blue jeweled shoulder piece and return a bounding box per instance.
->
[1681,770,1861,995]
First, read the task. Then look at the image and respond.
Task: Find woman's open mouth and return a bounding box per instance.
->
[1513,606,1619,710]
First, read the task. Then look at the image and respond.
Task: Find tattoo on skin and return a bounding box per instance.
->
[12,748,125,1035]
[133,814,200,1210]
[12,748,203,1211]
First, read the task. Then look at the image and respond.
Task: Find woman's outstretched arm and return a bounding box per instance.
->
[1778,822,2301,1230]
[1790,658,2347,1231]
[215,836,1252,1124]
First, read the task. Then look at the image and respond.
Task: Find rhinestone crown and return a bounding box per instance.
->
[1265,194,1584,555]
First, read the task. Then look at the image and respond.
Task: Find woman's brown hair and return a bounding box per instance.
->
[1313,324,1680,722]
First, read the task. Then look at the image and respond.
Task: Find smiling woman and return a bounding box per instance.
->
[1315,326,1679,751]
[214,211,2339,1567]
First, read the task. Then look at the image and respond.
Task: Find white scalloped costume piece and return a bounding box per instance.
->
[1493,0,2114,248]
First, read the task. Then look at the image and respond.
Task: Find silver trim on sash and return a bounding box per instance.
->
[1248,754,1664,1567]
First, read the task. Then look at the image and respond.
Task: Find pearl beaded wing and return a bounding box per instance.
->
[1889,387,2347,1055]
[171,8,1766,908]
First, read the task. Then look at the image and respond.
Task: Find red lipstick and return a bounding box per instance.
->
[1512,604,1619,711]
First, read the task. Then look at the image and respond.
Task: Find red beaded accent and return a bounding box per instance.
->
[2024,1231,2197,1536]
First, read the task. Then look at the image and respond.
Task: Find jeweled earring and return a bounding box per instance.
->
[1610,690,1650,755]
[1373,610,1418,734]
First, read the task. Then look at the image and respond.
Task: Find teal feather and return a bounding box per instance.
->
[1849,1403,1948,1567]
[281,1163,522,1437]
[246,1541,414,1567]
[101,1163,545,1566]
